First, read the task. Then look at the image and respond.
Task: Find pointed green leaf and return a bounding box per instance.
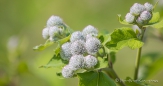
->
[105,27,143,50]
[151,19,163,29]
[58,35,70,45]
[77,71,98,86]
[33,39,54,51]
[117,14,131,25]
[33,35,70,51]
[147,12,160,25]
[39,54,66,68]
[98,72,116,86]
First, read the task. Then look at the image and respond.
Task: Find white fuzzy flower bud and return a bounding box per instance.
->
[140,11,152,21]
[60,42,72,61]
[84,55,97,69]
[49,26,64,41]
[86,34,93,40]
[42,27,49,39]
[71,40,86,55]
[136,17,144,25]
[144,2,153,12]
[125,13,135,23]
[130,3,146,16]
[69,55,85,69]
[82,25,98,37]
[85,37,101,55]
[70,31,85,42]
[62,65,76,78]
[47,15,64,27]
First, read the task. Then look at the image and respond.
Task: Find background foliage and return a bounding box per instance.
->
[0,0,163,86]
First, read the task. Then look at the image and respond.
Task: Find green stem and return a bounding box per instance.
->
[100,53,126,86]
[134,27,146,80]
[102,68,126,86]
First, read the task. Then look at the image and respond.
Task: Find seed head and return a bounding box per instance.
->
[48,26,61,41]
[71,40,86,55]
[86,34,94,40]
[144,2,153,12]
[69,55,85,69]
[130,3,145,16]
[47,15,64,27]
[82,25,98,37]
[62,65,76,78]
[136,17,144,25]
[125,13,135,23]
[84,55,98,69]
[85,37,101,55]
[140,11,152,21]
[60,42,72,61]
[70,31,85,42]
[42,27,49,39]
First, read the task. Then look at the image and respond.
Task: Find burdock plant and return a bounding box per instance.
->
[34,2,163,86]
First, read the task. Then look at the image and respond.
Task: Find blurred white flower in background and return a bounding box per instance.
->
[7,35,28,62]
[7,36,19,52]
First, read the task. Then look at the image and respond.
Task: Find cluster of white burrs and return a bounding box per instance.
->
[61,25,101,78]
[125,2,153,26]
[42,15,69,41]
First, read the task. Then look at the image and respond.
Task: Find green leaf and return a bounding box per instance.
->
[117,14,131,25]
[127,38,144,49]
[33,39,54,51]
[103,34,111,45]
[98,72,116,86]
[77,71,98,86]
[39,54,66,68]
[105,27,143,50]
[111,38,143,50]
[98,34,104,43]
[33,35,70,51]
[58,35,70,45]
[151,19,163,29]
[148,12,160,25]
[54,45,61,55]
[108,27,137,42]
[77,71,116,86]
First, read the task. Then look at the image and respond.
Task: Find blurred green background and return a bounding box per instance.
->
[0,0,163,86]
